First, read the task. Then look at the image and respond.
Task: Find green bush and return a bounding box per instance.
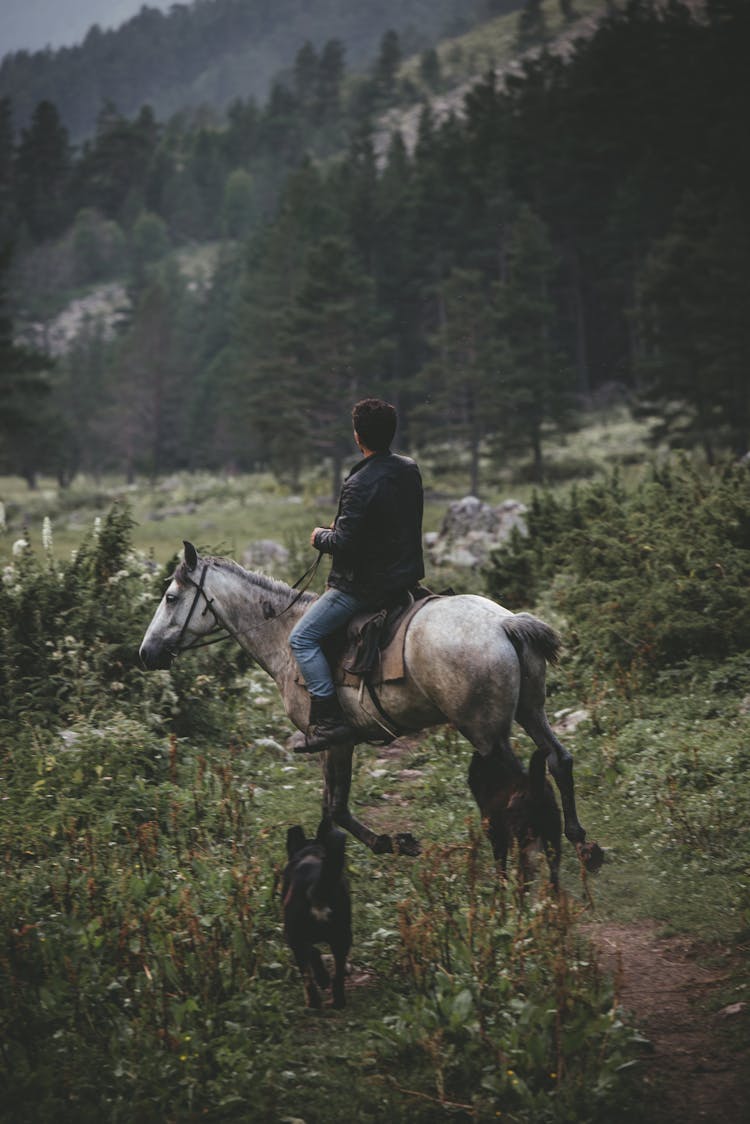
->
[379,835,643,1122]
[0,502,248,738]
[486,460,750,676]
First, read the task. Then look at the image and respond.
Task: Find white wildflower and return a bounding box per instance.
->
[0,502,5,531]
[12,538,28,557]
[42,516,53,552]
[107,568,130,585]
[93,517,101,538]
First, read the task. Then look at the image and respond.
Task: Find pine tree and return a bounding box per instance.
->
[279,235,390,499]
[293,41,319,113]
[315,39,346,124]
[72,103,161,225]
[635,188,750,460]
[107,262,188,479]
[0,245,53,486]
[374,30,401,103]
[415,268,501,496]
[0,97,16,244]
[14,99,72,241]
[493,205,574,479]
[219,161,341,480]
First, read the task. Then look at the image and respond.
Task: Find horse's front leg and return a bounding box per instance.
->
[319,744,420,856]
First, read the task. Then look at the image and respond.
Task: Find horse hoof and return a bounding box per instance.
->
[394,832,422,857]
[577,841,604,873]
[372,834,394,854]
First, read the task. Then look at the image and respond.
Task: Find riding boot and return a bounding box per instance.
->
[295,694,354,754]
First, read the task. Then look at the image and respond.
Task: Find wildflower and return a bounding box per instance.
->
[12,538,28,556]
[0,501,5,531]
[107,568,131,586]
[93,517,101,538]
[42,516,53,552]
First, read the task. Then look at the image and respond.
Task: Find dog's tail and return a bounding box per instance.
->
[286,824,308,859]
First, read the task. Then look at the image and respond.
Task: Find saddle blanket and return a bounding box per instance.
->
[294,592,438,689]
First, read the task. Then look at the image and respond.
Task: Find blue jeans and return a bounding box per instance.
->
[289,587,369,699]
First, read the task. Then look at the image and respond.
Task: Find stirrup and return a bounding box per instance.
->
[294,723,354,754]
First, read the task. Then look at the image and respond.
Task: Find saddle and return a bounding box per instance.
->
[325,585,438,687]
[294,585,451,738]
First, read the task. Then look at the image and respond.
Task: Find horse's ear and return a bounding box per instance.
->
[183,541,198,571]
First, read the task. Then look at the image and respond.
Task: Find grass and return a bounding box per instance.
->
[0,681,643,1122]
[0,406,658,570]
[2,413,749,1119]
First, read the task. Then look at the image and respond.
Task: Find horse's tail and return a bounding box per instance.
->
[501,612,562,666]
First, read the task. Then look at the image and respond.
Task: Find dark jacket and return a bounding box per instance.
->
[313,450,424,604]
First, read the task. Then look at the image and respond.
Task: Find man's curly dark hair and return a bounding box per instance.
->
[351,398,397,452]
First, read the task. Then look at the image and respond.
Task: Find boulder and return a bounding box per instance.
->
[427,496,527,568]
[242,539,290,571]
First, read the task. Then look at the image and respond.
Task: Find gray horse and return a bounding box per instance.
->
[139,541,602,870]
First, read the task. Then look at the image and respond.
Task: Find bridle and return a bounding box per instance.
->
[168,553,323,657]
[171,562,232,655]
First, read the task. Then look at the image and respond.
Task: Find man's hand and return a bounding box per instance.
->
[311,527,328,546]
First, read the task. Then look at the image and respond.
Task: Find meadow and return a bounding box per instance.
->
[1,413,748,1121]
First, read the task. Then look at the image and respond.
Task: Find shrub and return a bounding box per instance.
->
[0,502,247,738]
[485,459,750,676]
[378,834,643,1122]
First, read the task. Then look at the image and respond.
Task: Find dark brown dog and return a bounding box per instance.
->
[282,822,352,1009]
[468,747,562,890]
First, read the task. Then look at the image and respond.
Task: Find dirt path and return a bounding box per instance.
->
[590,921,748,1123]
[358,737,748,1121]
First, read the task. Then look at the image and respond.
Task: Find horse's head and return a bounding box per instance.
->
[139,540,217,669]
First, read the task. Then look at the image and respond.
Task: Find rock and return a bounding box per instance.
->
[427,496,527,568]
[553,708,590,734]
[716,1001,746,1019]
[242,540,289,570]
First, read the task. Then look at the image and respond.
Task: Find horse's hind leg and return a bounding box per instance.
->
[518,707,585,846]
[319,744,420,857]
[467,750,513,867]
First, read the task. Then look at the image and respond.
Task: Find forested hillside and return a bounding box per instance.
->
[0,0,748,493]
[0,0,514,139]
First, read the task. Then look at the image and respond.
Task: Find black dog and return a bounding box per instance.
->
[282,822,352,1009]
[468,748,562,891]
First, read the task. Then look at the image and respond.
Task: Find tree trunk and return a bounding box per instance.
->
[331,451,343,505]
[565,239,590,401]
[469,434,480,498]
[530,426,543,482]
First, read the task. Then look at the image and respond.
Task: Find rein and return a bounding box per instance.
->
[173,553,323,656]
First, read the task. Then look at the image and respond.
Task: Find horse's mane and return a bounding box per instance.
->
[175,555,317,605]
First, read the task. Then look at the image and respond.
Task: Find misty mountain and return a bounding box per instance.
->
[0,1,174,55]
[0,0,510,140]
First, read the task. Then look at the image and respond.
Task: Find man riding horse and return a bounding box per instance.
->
[289,397,425,751]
